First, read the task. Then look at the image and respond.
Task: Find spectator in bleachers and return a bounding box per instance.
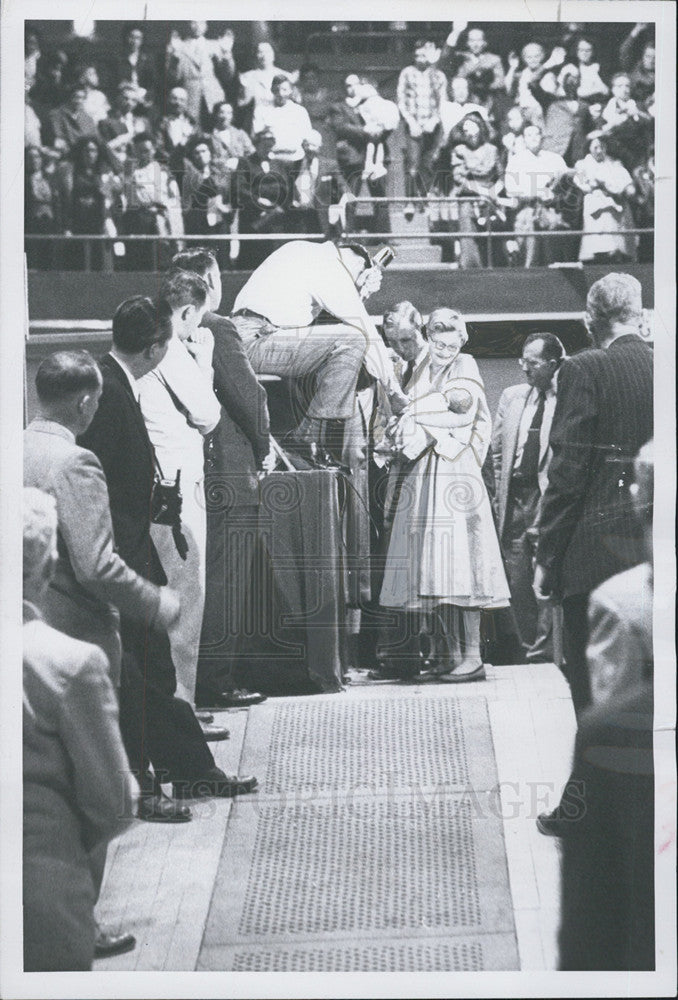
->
[25,27,42,92]
[464,67,502,139]
[569,37,609,99]
[440,75,489,146]
[182,135,233,251]
[57,136,123,270]
[209,101,254,169]
[252,74,314,171]
[355,78,399,185]
[25,146,62,268]
[631,144,654,263]
[156,87,198,183]
[601,73,645,131]
[297,63,333,133]
[396,39,448,220]
[234,127,291,270]
[238,41,295,133]
[165,21,233,128]
[288,130,324,234]
[76,64,111,126]
[99,82,151,169]
[25,78,44,149]
[45,83,98,156]
[499,105,527,163]
[120,133,184,269]
[505,42,561,128]
[573,134,636,263]
[619,23,655,105]
[30,50,69,125]
[504,122,568,266]
[449,115,501,268]
[114,23,159,106]
[538,65,592,166]
[449,27,506,92]
[327,74,392,235]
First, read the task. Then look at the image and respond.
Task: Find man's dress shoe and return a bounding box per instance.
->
[94,927,137,958]
[137,792,192,823]
[199,723,230,741]
[197,689,266,710]
[536,808,570,838]
[173,766,258,800]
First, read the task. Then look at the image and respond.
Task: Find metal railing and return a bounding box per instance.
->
[304,28,446,65]
[25,201,654,271]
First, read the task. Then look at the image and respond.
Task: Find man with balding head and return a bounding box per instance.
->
[534,272,653,836]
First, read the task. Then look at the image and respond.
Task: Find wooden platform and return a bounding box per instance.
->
[93,662,576,972]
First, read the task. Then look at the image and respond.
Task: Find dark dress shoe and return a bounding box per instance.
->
[536,808,571,838]
[199,723,230,741]
[173,766,258,800]
[94,928,136,958]
[137,793,192,823]
[197,688,266,710]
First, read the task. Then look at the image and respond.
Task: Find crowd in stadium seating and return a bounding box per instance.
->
[24,20,655,268]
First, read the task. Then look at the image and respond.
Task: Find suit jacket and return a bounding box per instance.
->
[24,419,161,683]
[558,680,654,970]
[78,354,166,585]
[537,335,653,598]
[202,310,270,510]
[491,382,553,538]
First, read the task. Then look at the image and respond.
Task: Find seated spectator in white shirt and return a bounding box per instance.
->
[76,64,110,125]
[601,73,644,130]
[504,123,568,266]
[98,82,151,169]
[209,100,254,170]
[252,74,313,167]
[138,270,221,706]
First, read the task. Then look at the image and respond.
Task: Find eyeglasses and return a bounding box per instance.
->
[429,339,460,354]
[519,357,548,371]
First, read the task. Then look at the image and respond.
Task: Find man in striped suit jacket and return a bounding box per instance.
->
[534,272,653,837]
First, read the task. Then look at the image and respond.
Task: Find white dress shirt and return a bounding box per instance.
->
[252,101,313,162]
[137,335,220,482]
[233,240,402,396]
[504,147,567,201]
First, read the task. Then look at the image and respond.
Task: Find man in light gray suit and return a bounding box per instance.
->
[492,333,565,661]
[24,350,180,687]
[23,350,184,955]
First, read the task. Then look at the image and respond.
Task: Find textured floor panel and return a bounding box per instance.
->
[198,934,520,971]
[198,693,518,971]
[239,694,498,797]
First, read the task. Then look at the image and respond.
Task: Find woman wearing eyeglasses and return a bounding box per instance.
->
[379,307,510,681]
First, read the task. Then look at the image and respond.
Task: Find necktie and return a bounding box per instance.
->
[517,390,546,481]
[402,359,415,388]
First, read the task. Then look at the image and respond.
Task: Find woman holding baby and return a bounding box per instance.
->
[380,307,510,681]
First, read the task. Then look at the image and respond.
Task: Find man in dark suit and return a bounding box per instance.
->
[492,332,565,661]
[171,247,271,709]
[79,296,258,813]
[534,272,653,834]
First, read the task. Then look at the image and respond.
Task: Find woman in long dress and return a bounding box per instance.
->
[380,308,510,681]
[574,133,637,262]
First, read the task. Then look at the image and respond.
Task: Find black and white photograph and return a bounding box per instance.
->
[0,1,675,997]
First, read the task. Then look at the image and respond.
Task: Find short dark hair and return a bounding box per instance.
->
[160,268,209,312]
[172,247,217,279]
[271,73,290,91]
[35,350,101,403]
[185,134,211,160]
[523,332,565,364]
[112,296,171,354]
[414,38,433,51]
[337,241,372,269]
[383,301,424,334]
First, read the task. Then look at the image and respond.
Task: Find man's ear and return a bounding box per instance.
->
[76,392,89,413]
[180,304,192,324]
